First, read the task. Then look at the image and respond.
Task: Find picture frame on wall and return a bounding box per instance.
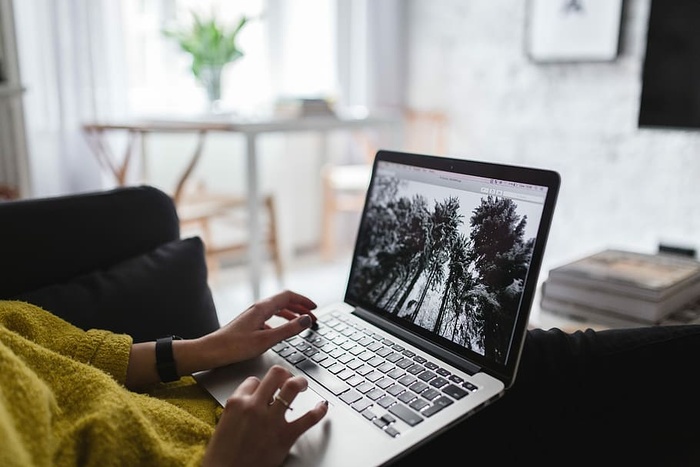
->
[526,0,624,63]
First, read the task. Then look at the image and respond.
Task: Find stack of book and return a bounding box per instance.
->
[540,249,700,327]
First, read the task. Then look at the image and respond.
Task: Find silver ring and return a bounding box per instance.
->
[273,394,293,411]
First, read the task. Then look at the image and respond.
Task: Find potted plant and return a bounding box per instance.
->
[163,12,250,110]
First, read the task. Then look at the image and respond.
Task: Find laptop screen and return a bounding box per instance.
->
[345,150,559,384]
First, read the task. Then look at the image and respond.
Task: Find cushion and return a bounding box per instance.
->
[13,237,220,343]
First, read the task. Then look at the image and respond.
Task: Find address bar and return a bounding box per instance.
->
[502,191,543,203]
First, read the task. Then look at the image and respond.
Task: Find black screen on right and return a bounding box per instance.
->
[638,0,700,130]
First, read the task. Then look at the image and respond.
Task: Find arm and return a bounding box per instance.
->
[125,290,318,389]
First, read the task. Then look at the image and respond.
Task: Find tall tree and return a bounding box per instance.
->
[468,196,533,363]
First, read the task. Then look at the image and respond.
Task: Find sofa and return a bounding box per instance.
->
[0,185,220,342]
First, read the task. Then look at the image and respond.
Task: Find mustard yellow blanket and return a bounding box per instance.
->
[0,300,220,467]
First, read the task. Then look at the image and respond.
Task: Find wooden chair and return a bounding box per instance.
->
[320,109,449,260]
[0,184,19,201]
[82,124,283,280]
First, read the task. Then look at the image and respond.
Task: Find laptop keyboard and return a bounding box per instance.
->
[271,310,480,438]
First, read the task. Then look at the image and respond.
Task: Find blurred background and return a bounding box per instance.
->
[2,0,699,325]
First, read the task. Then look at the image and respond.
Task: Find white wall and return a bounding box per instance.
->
[405,0,700,275]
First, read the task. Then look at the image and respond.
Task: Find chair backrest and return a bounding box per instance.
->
[403,108,449,154]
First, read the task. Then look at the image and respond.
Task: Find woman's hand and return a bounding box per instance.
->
[125,290,318,389]
[195,290,318,370]
[202,365,329,467]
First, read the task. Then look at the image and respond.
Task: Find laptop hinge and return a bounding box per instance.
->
[352,307,482,375]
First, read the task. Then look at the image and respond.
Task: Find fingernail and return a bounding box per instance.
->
[299,315,311,328]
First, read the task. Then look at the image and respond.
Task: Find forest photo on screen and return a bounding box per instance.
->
[348,171,537,365]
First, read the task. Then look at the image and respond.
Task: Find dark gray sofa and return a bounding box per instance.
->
[0,185,220,342]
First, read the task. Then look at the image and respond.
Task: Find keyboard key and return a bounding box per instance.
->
[357,382,374,394]
[376,346,392,357]
[408,381,429,394]
[340,389,362,405]
[409,398,430,412]
[398,375,417,386]
[377,395,395,408]
[363,408,378,420]
[443,384,468,400]
[347,359,364,370]
[406,363,424,375]
[296,359,349,395]
[421,396,453,417]
[376,377,394,389]
[463,381,479,391]
[429,376,448,388]
[337,368,355,380]
[384,426,401,437]
[367,388,385,400]
[285,352,306,365]
[346,375,364,386]
[436,367,451,377]
[385,352,402,363]
[388,403,423,426]
[337,353,354,364]
[424,361,438,370]
[421,388,440,401]
[352,398,373,412]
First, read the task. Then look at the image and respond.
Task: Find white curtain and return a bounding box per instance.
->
[336,0,405,111]
[12,0,404,197]
[14,0,128,197]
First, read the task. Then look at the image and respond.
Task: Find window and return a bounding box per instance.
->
[120,0,339,117]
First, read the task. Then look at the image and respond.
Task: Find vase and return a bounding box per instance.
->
[199,65,224,113]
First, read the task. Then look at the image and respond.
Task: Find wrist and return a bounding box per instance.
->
[171,335,218,376]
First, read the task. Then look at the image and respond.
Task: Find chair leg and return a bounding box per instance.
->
[265,195,284,282]
[199,218,221,279]
[320,171,336,261]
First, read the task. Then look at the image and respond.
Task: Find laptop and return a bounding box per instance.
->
[194,149,560,466]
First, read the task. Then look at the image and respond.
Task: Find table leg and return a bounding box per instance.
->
[245,132,262,300]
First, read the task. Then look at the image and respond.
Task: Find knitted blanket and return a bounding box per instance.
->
[0,300,219,466]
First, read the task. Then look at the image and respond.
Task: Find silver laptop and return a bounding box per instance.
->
[194,149,560,466]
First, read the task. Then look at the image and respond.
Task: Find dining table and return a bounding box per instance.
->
[82,109,401,300]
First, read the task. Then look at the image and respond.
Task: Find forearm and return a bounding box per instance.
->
[125,336,219,390]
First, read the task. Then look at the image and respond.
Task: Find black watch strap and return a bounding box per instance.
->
[155,336,182,383]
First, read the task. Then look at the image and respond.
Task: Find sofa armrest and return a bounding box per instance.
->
[1,185,220,341]
[0,185,180,297]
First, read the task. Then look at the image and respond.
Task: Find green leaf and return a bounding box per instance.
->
[162,10,252,83]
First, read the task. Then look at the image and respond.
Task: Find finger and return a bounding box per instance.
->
[261,316,314,346]
[275,308,316,324]
[272,291,317,312]
[277,310,316,327]
[234,375,261,396]
[255,365,293,404]
[270,376,308,415]
[286,400,329,437]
